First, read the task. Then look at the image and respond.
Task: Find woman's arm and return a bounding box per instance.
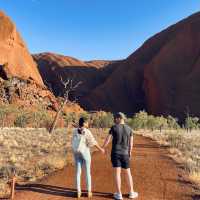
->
[94,143,105,153]
[102,134,112,149]
[86,130,105,153]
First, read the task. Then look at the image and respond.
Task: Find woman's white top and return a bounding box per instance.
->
[72,128,97,149]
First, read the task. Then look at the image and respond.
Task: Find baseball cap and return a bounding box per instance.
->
[114,112,126,120]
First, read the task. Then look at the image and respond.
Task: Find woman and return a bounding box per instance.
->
[71,117,105,198]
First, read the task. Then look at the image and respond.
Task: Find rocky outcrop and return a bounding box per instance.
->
[0,12,82,114]
[33,52,120,99]
[82,12,200,120]
[0,11,43,85]
[85,60,111,68]
[0,76,82,113]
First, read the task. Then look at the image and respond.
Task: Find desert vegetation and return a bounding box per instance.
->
[0,108,112,197]
[128,111,200,186]
[0,128,69,197]
[0,126,107,198]
[138,129,200,186]
[0,105,54,129]
[0,107,200,197]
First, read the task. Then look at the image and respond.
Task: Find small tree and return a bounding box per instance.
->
[49,78,82,133]
[99,112,114,128]
[185,116,199,132]
[167,115,180,130]
[127,117,142,130]
[156,116,168,132]
[146,115,157,131]
[134,111,149,129]
[90,113,101,128]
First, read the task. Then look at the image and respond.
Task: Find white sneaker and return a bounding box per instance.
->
[114,192,123,200]
[129,191,138,199]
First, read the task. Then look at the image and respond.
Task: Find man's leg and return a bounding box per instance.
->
[114,167,122,194]
[112,154,123,199]
[124,168,134,193]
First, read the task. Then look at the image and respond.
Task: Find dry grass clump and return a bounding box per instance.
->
[0,180,10,198]
[138,130,200,185]
[0,128,70,197]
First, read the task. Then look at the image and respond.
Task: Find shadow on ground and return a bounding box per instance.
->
[16,184,113,199]
[192,194,200,200]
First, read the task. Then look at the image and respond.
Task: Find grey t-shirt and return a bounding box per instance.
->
[109,124,133,155]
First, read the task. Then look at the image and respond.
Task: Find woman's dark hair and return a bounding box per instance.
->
[79,117,88,127]
[78,117,88,134]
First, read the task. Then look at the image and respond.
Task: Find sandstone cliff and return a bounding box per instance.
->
[0,11,43,85]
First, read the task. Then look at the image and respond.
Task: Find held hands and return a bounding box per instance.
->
[100,147,105,154]
[95,144,105,154]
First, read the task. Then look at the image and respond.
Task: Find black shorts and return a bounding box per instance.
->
[111,153,130,169]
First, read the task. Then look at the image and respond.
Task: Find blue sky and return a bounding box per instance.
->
[1,0,200,60]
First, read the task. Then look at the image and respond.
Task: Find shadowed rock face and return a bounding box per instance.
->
[143,12,200,121]
[0,11,43,85]
[33,52,121,100]
[82,12,200,120]
[34,12,200,120]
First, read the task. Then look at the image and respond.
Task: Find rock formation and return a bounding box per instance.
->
[33,52,120,99]
[2,10,200,120]
[0,11,82,115]
[0,11,43,85]
[82,12,200,120]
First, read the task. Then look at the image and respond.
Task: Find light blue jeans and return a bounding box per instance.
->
[74,148,91,192]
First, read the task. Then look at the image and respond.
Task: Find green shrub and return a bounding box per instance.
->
[135,111,149,129]
[127,117,142,130]
[14,113,30,128]
[90,112,114,128]
[127,111,149,130]
[30,111,52,128]
[146,115,158,130]
[155,116,168,132]
[79,112,90,121]
[99,112,114,128]
[0,105,20,127]
[63,112,78,127]
[185,116,199,132]
[0,109,8,127]
[128,112,177,131]
[167,115,180,129]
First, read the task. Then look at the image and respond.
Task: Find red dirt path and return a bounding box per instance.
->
[15,135,198,200]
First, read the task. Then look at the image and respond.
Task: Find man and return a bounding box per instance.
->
[102,112,138,200]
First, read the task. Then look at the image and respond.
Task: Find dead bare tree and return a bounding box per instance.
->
[49,77,82,133]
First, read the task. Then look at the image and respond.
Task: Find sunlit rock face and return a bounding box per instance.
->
[0,11,43,85]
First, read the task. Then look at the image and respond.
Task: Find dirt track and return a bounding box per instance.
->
[15,135,198,200]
